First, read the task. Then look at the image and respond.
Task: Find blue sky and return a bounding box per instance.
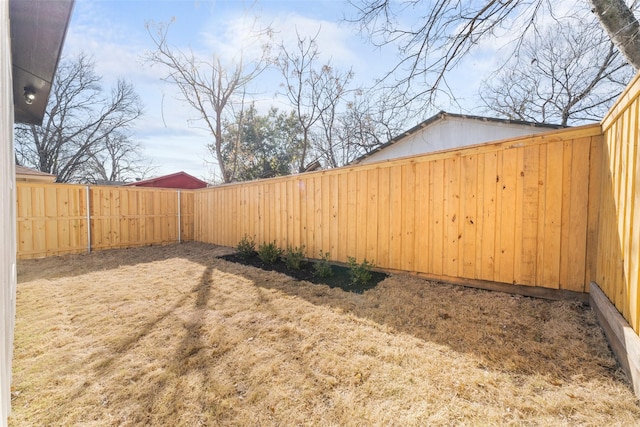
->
[62,0,499,182]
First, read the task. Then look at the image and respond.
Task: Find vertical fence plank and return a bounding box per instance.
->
[474,154,485,280]
[355,170,368,262]
[376,168,390,267]
[366,169,379,263]
[401,163,415,271]
[461,155,477,279]
[292,180,302,250]
[346,171,357,260]
[330,174,339,257]
[443,157,460,277]
[480,152,497,281]
[306,178,316,255]
[498,148,518,284]
[491,150,505,283]
[321,175,332,256]
[431,159,445,276]
[565,138,591,292]
[414,162,430,273]
[389,166,403,270]
[521,145,540,286]
[542,141,564,288]
[512,147,525,285]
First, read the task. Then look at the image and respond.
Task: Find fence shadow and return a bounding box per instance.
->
[16,241,230,283]
[18,241,623,383]
[12,241,634,424]
[210,254,622,384]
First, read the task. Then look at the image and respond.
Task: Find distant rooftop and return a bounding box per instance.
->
[15,165,56,182]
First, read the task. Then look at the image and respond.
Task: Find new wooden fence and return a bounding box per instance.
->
[16,183,194,259]
[15,75,640,337]
[195,124,603,295]
[596,74,640,333]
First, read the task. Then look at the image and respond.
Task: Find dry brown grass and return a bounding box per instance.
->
[10,242,640,426]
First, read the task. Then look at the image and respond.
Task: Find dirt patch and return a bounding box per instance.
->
[10,242,640,426]
[219,253,387,293]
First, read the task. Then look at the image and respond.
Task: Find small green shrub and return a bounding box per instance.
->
[284,245,305,270]
[313,251,333,278]
[348,256,375,286]
[257,241,282,264]
[236,234,256,259]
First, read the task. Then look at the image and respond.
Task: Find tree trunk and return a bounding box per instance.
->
[590,0,640,70]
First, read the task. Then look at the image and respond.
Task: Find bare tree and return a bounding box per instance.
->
[332,87,409,165]
[347,0,640,101]
[311,65,355,168]
[276,31,352,172]
[14,53,144,183]
[81,132,155,184]
[480,11,632,125]
[145,20,270,183]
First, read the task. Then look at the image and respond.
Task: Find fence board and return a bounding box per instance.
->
[366,169,379,263]
[376,168,390,267]
[462,155,478,279]
[480,153,497,281]
[402,163,416,272]
[433,159,446,276]
[389,166,403,269]
[444,157,460,278]
[414,162,430,273]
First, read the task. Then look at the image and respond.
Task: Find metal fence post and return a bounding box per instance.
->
[86,185,91,253]
[177,190,181,244]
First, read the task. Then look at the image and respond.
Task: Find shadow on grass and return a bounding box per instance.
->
[16,241,230,282]
[17,241,629,418]
[32,242,622,383]
[58,264,220,423]
[209,253,622,384]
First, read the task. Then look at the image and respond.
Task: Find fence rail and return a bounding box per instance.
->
[16,183,194,259]
[195,125,603,294]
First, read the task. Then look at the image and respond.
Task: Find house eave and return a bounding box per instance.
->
[10,0,74,125]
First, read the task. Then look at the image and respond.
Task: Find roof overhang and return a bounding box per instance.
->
[10,0,74,125]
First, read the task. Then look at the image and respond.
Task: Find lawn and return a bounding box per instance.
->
[10,242,640,426]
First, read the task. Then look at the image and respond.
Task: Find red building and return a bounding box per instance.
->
[125,171,208,189]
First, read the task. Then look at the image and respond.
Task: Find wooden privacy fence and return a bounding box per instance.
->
[16,183,194,259]
[195,124,603,295]
[596,74,640,333]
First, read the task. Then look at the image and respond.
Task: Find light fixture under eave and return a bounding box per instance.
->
[23,87,36,105]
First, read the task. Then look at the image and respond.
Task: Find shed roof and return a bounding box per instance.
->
[125,171,208,189]
[15,165,56,182]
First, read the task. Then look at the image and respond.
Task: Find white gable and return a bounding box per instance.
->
[359,114,560,164]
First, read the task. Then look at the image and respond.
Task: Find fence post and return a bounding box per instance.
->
[86,185,91,253]
[177,190,181,244]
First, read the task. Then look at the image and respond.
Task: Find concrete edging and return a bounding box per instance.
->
[590,281,640,399]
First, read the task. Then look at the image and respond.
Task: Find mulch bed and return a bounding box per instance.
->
[219,253,387,293]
